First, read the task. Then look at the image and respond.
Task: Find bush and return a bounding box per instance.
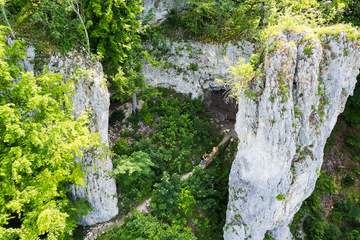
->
[97,212,196,240]
[4,0,83,53]
[161,0,347,43]
[112,151,155,214]
[115,88,220,175]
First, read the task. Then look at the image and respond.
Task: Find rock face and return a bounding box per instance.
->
[224,32,360,239]
[142,0,184,23]
[48,53,118,226]
[143,29,360,239]
[143,40,254,98]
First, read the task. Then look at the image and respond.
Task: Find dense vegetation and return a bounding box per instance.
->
[1,0,144,100]
[102,88,237,239]
[111,88,220,212]
[158,0,350,43]
[0,0,359,239]
[0,28,96,239]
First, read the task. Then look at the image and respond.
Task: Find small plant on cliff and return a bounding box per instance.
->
[276,194,286,201]
[217,55,261,99]
[303,44,314,57]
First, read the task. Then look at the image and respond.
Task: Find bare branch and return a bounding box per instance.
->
[71,1,90,55]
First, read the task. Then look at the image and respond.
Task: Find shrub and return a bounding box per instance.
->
[216,57,258,99]
[112,151,155,213]
[97,212,196,240]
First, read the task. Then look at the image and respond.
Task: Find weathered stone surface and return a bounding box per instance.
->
[224,32,360,239]
[142,0,184,23]
[48,53,118,226]
[143,40,254,98]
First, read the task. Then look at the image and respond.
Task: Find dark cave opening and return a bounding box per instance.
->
[204,89,238,132]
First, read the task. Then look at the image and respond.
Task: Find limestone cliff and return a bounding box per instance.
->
[143,29,360,239]
[48,53,118,226]
[223,32,360,239]
[143,40,253,98]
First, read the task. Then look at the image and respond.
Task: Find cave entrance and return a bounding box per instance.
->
[204,89,237,132]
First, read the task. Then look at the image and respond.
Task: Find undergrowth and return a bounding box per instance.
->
[110,88,221,213]
[100,87,237,239]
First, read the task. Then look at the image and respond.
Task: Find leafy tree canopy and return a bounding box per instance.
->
[0,27,97,240]
[1,0,144,101]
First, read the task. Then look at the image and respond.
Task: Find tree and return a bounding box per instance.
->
[0,27,97,240]
[83,0,144,101]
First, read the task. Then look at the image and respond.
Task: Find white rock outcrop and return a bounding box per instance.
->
[49,53,118,226]
[143,29,360,239]
[143,40,254,98]
[224,32,360,239]
[143,0,184,23]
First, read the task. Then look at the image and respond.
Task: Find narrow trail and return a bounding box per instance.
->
[84,131,236,240]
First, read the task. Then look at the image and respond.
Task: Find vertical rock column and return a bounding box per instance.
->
[224,32,360,239]
[49,52,118,226]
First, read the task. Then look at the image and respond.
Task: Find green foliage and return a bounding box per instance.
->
[106,88,238,239]
[112,88,220,213]
[278,73,289,103]
[291,173,336,240]
[303,44,314,56]
[291,166,359,240]
[113,151,154,176]
[3,0,83,53]
[166,0,262,42]
[150,173,182,222]
[112,151,155,214]
[264,233,274,240]
[0,31,96,240]
[84,0,144,100]
[216,57,259,99]
[162,0,349,43]
[97,212,196,240]
[188,62,199,72]
[115,88,219,175]
[276,194,286,201]
[149,143,237,240]
[345,132,360,162]
[1,0,145,102]
[342,0,360,26]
